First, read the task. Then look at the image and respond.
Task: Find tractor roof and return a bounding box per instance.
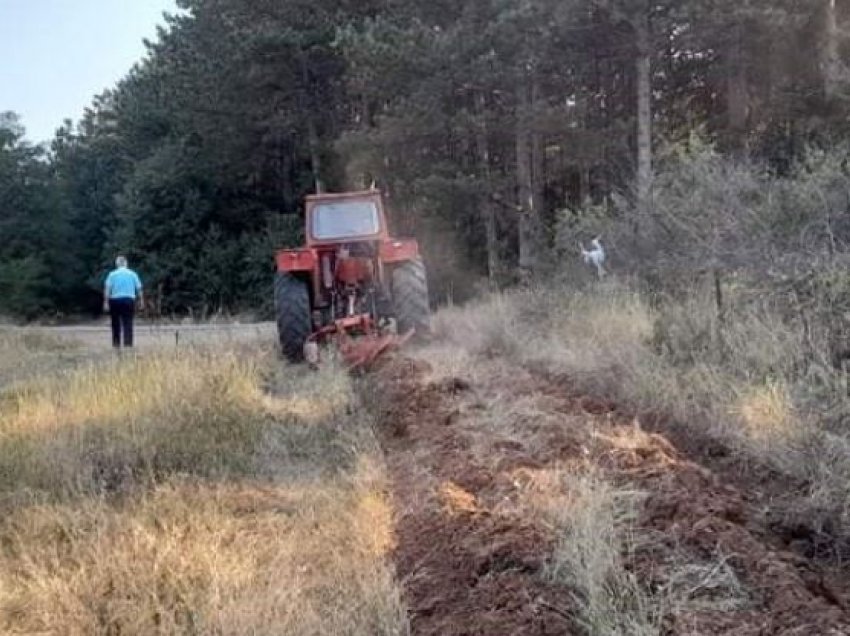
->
[305,189,382,203]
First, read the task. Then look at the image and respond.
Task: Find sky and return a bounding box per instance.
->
[1,0,178,143]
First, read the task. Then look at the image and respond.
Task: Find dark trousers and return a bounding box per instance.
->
[109,298,136,348]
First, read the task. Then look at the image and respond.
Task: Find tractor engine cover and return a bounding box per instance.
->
[335,257,373,286]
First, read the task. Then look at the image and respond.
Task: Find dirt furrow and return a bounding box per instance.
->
[370,357,574,635]
[369,355,850,635]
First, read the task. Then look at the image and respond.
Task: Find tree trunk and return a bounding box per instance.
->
[634,9,653,218]
[824,0,841,100]
[281,136,293,211]
[305,111,323,194]
[516,76,537,281]
[574,91,591,208]
[578,165,590,208]
[299,54,324,193]
[726,24,749,142]
[474,93,499,287]
[531,75,545,226]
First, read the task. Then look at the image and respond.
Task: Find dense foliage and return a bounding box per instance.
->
[2,0,850,318]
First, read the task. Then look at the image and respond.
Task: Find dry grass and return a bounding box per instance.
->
[0,328,82,387]
[511,463,749,636]
[0,349,271,497]
[0,340,407,635]
[430,284,653,390]
[0,468,403,635]
[444,357,753,635]
[534,469,658,636]
[431,293,523,362]
[429,282,850,542]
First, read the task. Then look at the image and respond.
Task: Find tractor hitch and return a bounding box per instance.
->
[303,314,414,371]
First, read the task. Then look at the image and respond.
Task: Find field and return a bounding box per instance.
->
[0,328,405,635]
[374,287,850,635]
[3,293,850,635]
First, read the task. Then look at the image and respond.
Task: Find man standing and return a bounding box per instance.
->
[103,256,144,348]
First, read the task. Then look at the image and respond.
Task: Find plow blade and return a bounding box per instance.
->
[337,329,415,371]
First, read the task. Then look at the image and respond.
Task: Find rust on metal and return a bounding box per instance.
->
[337,328,415,371]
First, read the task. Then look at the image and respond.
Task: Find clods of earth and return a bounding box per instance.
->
[366,355,850,636]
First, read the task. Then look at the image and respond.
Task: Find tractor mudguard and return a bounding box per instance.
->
[379,239,419,263]
[276,249,316,273]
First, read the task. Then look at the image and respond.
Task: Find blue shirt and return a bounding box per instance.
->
[105,267,142,299]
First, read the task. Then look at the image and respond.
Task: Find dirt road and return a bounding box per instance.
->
[23,321,276,351]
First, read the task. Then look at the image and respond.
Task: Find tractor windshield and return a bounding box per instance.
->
[311,201,381,240]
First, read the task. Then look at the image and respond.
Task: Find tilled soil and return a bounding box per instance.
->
[370,358,573,635]
[369,355,850,636]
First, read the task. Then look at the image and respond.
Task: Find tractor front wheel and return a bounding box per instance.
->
[274,273,311,361]
[392,258,430,337]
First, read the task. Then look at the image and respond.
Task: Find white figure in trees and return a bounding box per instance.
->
[579,237,606,278]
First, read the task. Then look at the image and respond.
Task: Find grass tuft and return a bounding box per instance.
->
[529,468,658,636]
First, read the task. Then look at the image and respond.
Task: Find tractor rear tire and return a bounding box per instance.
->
[392,258,430,338]
[274,273,311,362]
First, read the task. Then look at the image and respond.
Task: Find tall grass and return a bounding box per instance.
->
[0,328,80,387]
[536,469,658,636]
[432,281,850,542]
[0,350,270,497]
[0,342,407,635]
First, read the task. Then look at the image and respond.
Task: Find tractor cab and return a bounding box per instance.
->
[305,191,389,247]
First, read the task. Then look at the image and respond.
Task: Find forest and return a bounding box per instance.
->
[2,0,850,318]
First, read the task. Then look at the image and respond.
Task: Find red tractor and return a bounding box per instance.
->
[274,189,430,365]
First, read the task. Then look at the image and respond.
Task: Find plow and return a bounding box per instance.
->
[274,189,430,369]
[323,324,415,370]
